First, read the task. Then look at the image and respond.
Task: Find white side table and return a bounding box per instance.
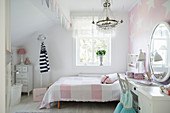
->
[15,64,33,96]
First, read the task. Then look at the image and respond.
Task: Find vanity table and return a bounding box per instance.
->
[124,21,170,113]
[123,76,170,113]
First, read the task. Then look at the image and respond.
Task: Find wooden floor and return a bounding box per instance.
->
[12,94,119,113]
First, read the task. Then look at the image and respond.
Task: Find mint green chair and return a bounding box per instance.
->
[114,74,136,113]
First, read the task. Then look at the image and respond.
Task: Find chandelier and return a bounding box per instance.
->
[92,0,123,32]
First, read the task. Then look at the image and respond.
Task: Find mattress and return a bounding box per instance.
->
[40,76,120,109]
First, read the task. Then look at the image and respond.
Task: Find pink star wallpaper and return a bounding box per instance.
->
[129,0,170,54]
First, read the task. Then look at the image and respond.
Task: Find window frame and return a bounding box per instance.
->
[74,36,111,66]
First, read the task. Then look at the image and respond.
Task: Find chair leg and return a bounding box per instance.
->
[58,101,60,109]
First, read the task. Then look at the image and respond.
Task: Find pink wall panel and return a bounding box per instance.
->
[129,0,170,54]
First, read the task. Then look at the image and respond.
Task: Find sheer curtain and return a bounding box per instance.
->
[71,16,112,66]
[71,16,112,38]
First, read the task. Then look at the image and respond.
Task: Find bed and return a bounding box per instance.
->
[40,76,121,109]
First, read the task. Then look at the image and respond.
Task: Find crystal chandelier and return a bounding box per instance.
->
[92,0,123,32]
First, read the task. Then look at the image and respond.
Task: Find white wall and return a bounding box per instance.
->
[11,0,59,46]
[11,0,129,88]
[22,13,129,88]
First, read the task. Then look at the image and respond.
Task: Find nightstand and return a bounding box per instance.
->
[15,64,33,96]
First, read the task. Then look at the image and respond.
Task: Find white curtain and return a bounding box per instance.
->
[71,16,112,38]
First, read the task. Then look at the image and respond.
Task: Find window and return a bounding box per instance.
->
[72,16,112,66]
[76,37,111,66]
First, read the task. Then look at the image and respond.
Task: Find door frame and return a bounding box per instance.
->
[0,0,7,112]
[0,0,11,113]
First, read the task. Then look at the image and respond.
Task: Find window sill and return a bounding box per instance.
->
[76,64,111,67]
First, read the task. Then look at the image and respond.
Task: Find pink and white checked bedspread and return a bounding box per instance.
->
[40,76,120,109]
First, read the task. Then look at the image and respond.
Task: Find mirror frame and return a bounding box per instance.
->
[149,21,170,83]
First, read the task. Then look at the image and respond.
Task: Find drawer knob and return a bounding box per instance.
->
[134,87,136,90]
[138,107,141,110]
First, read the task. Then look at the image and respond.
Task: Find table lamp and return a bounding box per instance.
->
[17,48,26,64]
[137,49,146,78]
[138,49,145,61]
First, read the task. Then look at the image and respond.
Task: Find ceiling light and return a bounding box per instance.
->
[92,0,123,32]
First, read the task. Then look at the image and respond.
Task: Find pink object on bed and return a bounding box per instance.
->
[101,73,118,84]
[40,76,120,109]
[101,75,109,84]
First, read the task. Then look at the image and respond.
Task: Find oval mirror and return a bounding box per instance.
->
[150,22,170,84]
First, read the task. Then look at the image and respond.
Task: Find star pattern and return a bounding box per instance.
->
[146,0,155,12]
[162,0,170,17]
[130,13,134,24]
[129,0,170,53]
[137,0,142,7]
[130,33,134,41]
[137,18,143,29]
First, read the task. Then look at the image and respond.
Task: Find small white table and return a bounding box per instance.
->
[120,74,170,113]
[16,64,33,96]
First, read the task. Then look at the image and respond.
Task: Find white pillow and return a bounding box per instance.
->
[106,73,118,83]
[101,73,118,84]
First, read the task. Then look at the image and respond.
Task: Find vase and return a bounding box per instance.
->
[99,55,103,66]
[25,57,31,65]
[20,54,24,64]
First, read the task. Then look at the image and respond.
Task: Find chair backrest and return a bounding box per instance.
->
[117,73,129,94]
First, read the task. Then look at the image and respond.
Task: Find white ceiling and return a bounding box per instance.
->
[60,0,137,12]
[11,0,137,46]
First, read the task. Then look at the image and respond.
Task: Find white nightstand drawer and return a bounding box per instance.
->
[15,64,33,96]
[16,66,22,72]
[16,73,27,79]
[16,79,27,85]
[16,79,22,84]
[22,86,28,92]
[16,74,21,79]
[22,80,28,85]
[22,66,28,72]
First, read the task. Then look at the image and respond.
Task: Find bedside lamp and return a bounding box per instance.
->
[137,49,147,78]
[138,49,145,61]
[17,48,26,64]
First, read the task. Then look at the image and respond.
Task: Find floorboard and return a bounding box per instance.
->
[12,94,119,113]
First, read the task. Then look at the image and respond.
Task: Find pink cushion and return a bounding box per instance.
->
[106,73,118,84]
[33,88,47,102]
[101,73,118,84]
